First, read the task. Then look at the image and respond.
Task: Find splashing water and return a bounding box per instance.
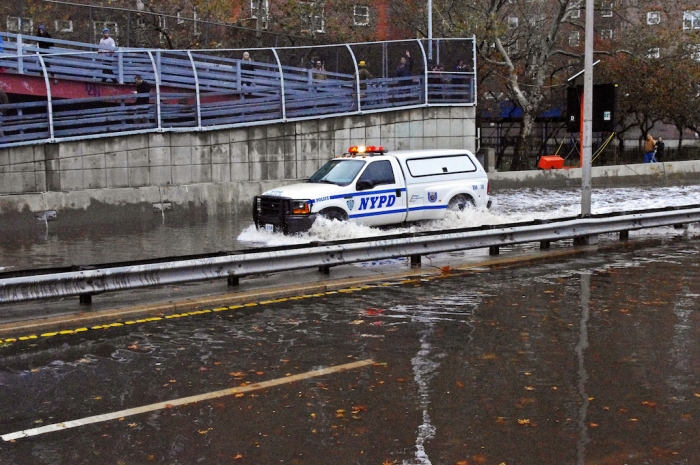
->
[238,185,700,246]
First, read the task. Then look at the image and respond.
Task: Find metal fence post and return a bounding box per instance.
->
[416,39,428,105]
[187,50,202,129]
[37,53,55,141]
[147,51,161,130]
[346,45,361,112]
[17,34,24,74]
[271,48,286,121]
[117,48,124,83]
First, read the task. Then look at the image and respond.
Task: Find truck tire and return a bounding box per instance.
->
[318,208,348,222]
[447,194,475,211]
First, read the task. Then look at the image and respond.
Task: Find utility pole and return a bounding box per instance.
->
[427,0,433,61]
[581,0,594,218]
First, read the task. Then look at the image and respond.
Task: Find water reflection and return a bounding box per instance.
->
[1,241,700,463]
[577,272,590,465]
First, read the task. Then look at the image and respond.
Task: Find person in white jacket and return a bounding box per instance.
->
[98,28,117,83]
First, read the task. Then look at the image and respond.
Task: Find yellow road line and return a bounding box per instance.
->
[2,359,375,442]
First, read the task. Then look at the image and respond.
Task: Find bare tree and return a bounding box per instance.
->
[383,0,584,169]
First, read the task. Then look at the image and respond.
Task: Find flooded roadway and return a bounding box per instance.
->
[1,184,700,270]
[1,237,700,464]
[1,184,700,464]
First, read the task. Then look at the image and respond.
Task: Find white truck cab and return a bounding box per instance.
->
[253,145,490,234]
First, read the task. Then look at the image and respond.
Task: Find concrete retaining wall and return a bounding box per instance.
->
[0,106,476,227]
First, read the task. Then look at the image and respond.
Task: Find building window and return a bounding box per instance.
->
[570,9,581,19]
[646,11,661,25]
[54,20,73,32]
[353,5,369,26]
[507,16,518,29]
[601,2,613,18]
[647,48,659,59]
[301,2,325,33]
[7,16,34,33]
[600,29,613,40]
[683,10,700,30]
[569,31,580,47]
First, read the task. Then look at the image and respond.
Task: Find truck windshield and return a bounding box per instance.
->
[308,159,366,186]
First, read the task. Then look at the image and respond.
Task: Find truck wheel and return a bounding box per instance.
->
[447,194,475,211]
[318,208,348,222]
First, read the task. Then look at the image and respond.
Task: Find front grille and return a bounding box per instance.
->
[258,196,290,216]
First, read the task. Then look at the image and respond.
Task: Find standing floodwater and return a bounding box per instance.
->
[1,239,699,463]
[1,185,699,271]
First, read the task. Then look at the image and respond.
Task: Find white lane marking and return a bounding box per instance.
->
[2,359,375,441]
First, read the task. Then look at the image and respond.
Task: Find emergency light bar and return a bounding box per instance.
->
[347,145,386,154]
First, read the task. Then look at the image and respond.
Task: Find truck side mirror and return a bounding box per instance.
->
[356,180,374,191]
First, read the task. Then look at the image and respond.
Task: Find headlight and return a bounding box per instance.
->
[291,200,311,215]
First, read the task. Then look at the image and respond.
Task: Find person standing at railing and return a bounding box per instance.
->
[36,25,56,82]
[98,28,117,83]
[312,60,327,81]
[132,74,151,124]
[394,50,413,78]
[241,51,254,95]
[452,59,468,101]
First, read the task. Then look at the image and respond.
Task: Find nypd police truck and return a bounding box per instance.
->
[253,145,490,234]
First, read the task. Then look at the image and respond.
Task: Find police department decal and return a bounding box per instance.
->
[427,192,438,203]
[346,199,355,210]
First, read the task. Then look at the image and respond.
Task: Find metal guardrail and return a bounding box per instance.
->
[1,205,699,305]
[0,33,477,147]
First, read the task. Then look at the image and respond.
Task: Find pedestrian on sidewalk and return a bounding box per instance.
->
[643,134,657,163]
[654,137,665,162]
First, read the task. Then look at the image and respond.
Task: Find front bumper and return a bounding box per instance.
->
[253,196,317,234]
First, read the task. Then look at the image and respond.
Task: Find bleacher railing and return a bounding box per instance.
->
[0,33,476,147]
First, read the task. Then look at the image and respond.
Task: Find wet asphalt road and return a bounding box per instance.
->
[1,237,700,464]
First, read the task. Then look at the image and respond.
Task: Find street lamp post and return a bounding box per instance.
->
[428,0,433,61]
[581,0,594,218]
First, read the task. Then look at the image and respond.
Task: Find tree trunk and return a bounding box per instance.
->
[511,113,536,171]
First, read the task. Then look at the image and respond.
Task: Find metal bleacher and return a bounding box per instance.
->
[0,33,477,147]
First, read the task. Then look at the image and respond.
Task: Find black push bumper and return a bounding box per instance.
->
[253,196,317,234]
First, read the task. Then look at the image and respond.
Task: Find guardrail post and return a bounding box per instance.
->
[573,235,598,246]
[619,231,629,241]
[410,254,421,267]
[540,240,550,250]
[319,265,330,275]
[227,276,239,286]
[79,294,93,305]
[489,246,499,256]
